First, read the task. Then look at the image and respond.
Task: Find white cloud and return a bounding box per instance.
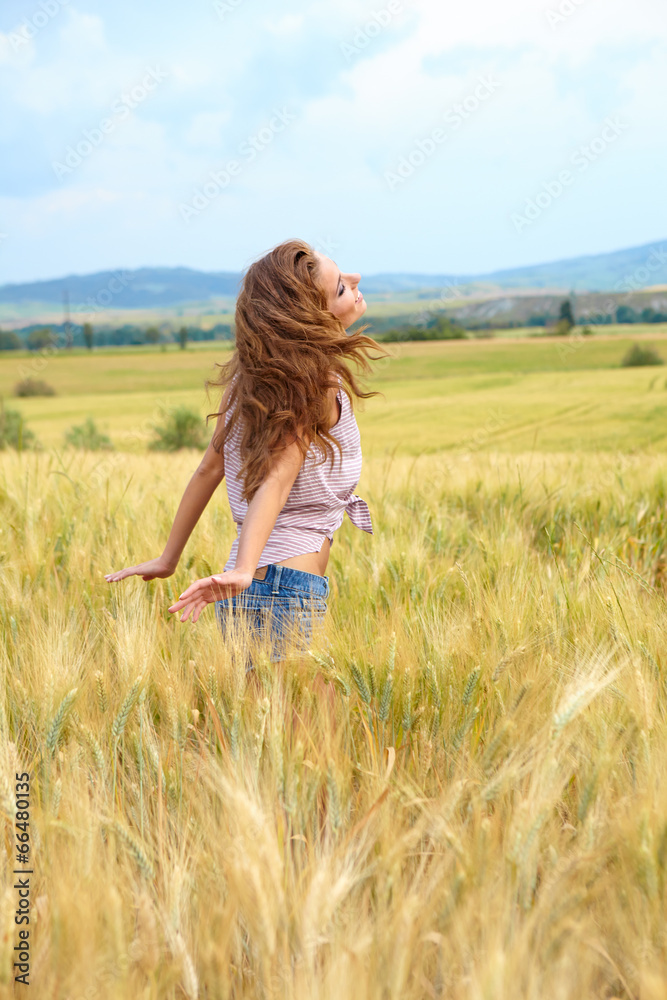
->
[295,0,663,177]
[184,110,233,148]
[58,8,105,49]
[0,31,36,67]
[260,14,305,35]
[615,41,667,141]
[1,0,665,281]
[407,0,667,59]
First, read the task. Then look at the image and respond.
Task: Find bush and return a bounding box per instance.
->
[26,327,57,351]
[0,406,37,450]
[64,417,113,451]
[553,318,573,336]
[581,326,593,336]
[0,331,23,351]
[14,378,56,397]
[148,406,207,451]
[621,343,665,368]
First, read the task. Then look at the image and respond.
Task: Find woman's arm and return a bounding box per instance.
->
[233,438,305,574]
[105,389,230,583]
[158,427,226,571]
[167,432,306,622]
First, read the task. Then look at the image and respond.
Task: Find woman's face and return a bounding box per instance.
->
[314,251,368,330]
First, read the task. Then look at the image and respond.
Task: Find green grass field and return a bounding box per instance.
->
[1,337,667,998]
[2,334,667,453]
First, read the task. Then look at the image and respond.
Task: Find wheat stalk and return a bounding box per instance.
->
[109,819,155,880]
[111,675,144,743]
[45,687,78,755]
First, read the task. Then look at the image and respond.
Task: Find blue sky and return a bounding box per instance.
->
[0,0,665,283]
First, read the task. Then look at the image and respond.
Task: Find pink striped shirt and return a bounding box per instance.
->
[222,376,373,571]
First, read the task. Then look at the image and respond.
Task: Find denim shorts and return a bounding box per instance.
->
[214,563,330,672]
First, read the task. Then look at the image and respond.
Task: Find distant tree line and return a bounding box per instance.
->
[528,303,667,327]
[613,305,667,324]
[0,322,234,350]
[2,299,667,353]
[374,315,467,342]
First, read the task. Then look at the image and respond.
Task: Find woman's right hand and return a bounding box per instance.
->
[168,569,254,623]
[105,557,176,583]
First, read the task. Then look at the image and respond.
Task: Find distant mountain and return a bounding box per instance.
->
[1,239,665,310]
[361,239,667,294]
[0,266,242,309]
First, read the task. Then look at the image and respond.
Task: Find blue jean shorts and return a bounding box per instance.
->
[214,564,330,672]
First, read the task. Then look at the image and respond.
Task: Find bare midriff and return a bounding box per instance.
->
[252,389,340,581]
[252,535,331,580]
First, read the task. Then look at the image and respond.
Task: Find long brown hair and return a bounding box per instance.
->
[206,238,392,503]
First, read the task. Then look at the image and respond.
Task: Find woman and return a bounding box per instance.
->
[105,238,389,672]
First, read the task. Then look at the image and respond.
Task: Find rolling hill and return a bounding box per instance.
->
[0,239,664,316]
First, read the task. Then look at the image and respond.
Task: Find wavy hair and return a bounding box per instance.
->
[205,238,392,503]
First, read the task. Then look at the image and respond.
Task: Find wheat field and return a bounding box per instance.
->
[1,444,666,998]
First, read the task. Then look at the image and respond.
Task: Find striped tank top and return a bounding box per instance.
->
[222,376,373,571]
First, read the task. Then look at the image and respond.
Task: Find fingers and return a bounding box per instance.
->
[170,597,207,623]
[168,593,210,618]
[104,567,136,581]
[168,598,188,614]
[174,577,210,604]
[168,587,204,615]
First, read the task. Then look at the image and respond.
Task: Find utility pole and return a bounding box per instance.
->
[63,288,72,349]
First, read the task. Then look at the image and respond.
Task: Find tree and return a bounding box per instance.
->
[178,326,188,350]
[558,299,574,332]
[616,304,637,324]
[0,331,22,351]
[144,326,161,344]
[83,323,94,350]
[26,327,56,351]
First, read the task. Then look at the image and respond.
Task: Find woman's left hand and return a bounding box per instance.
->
[168,569,254,623]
